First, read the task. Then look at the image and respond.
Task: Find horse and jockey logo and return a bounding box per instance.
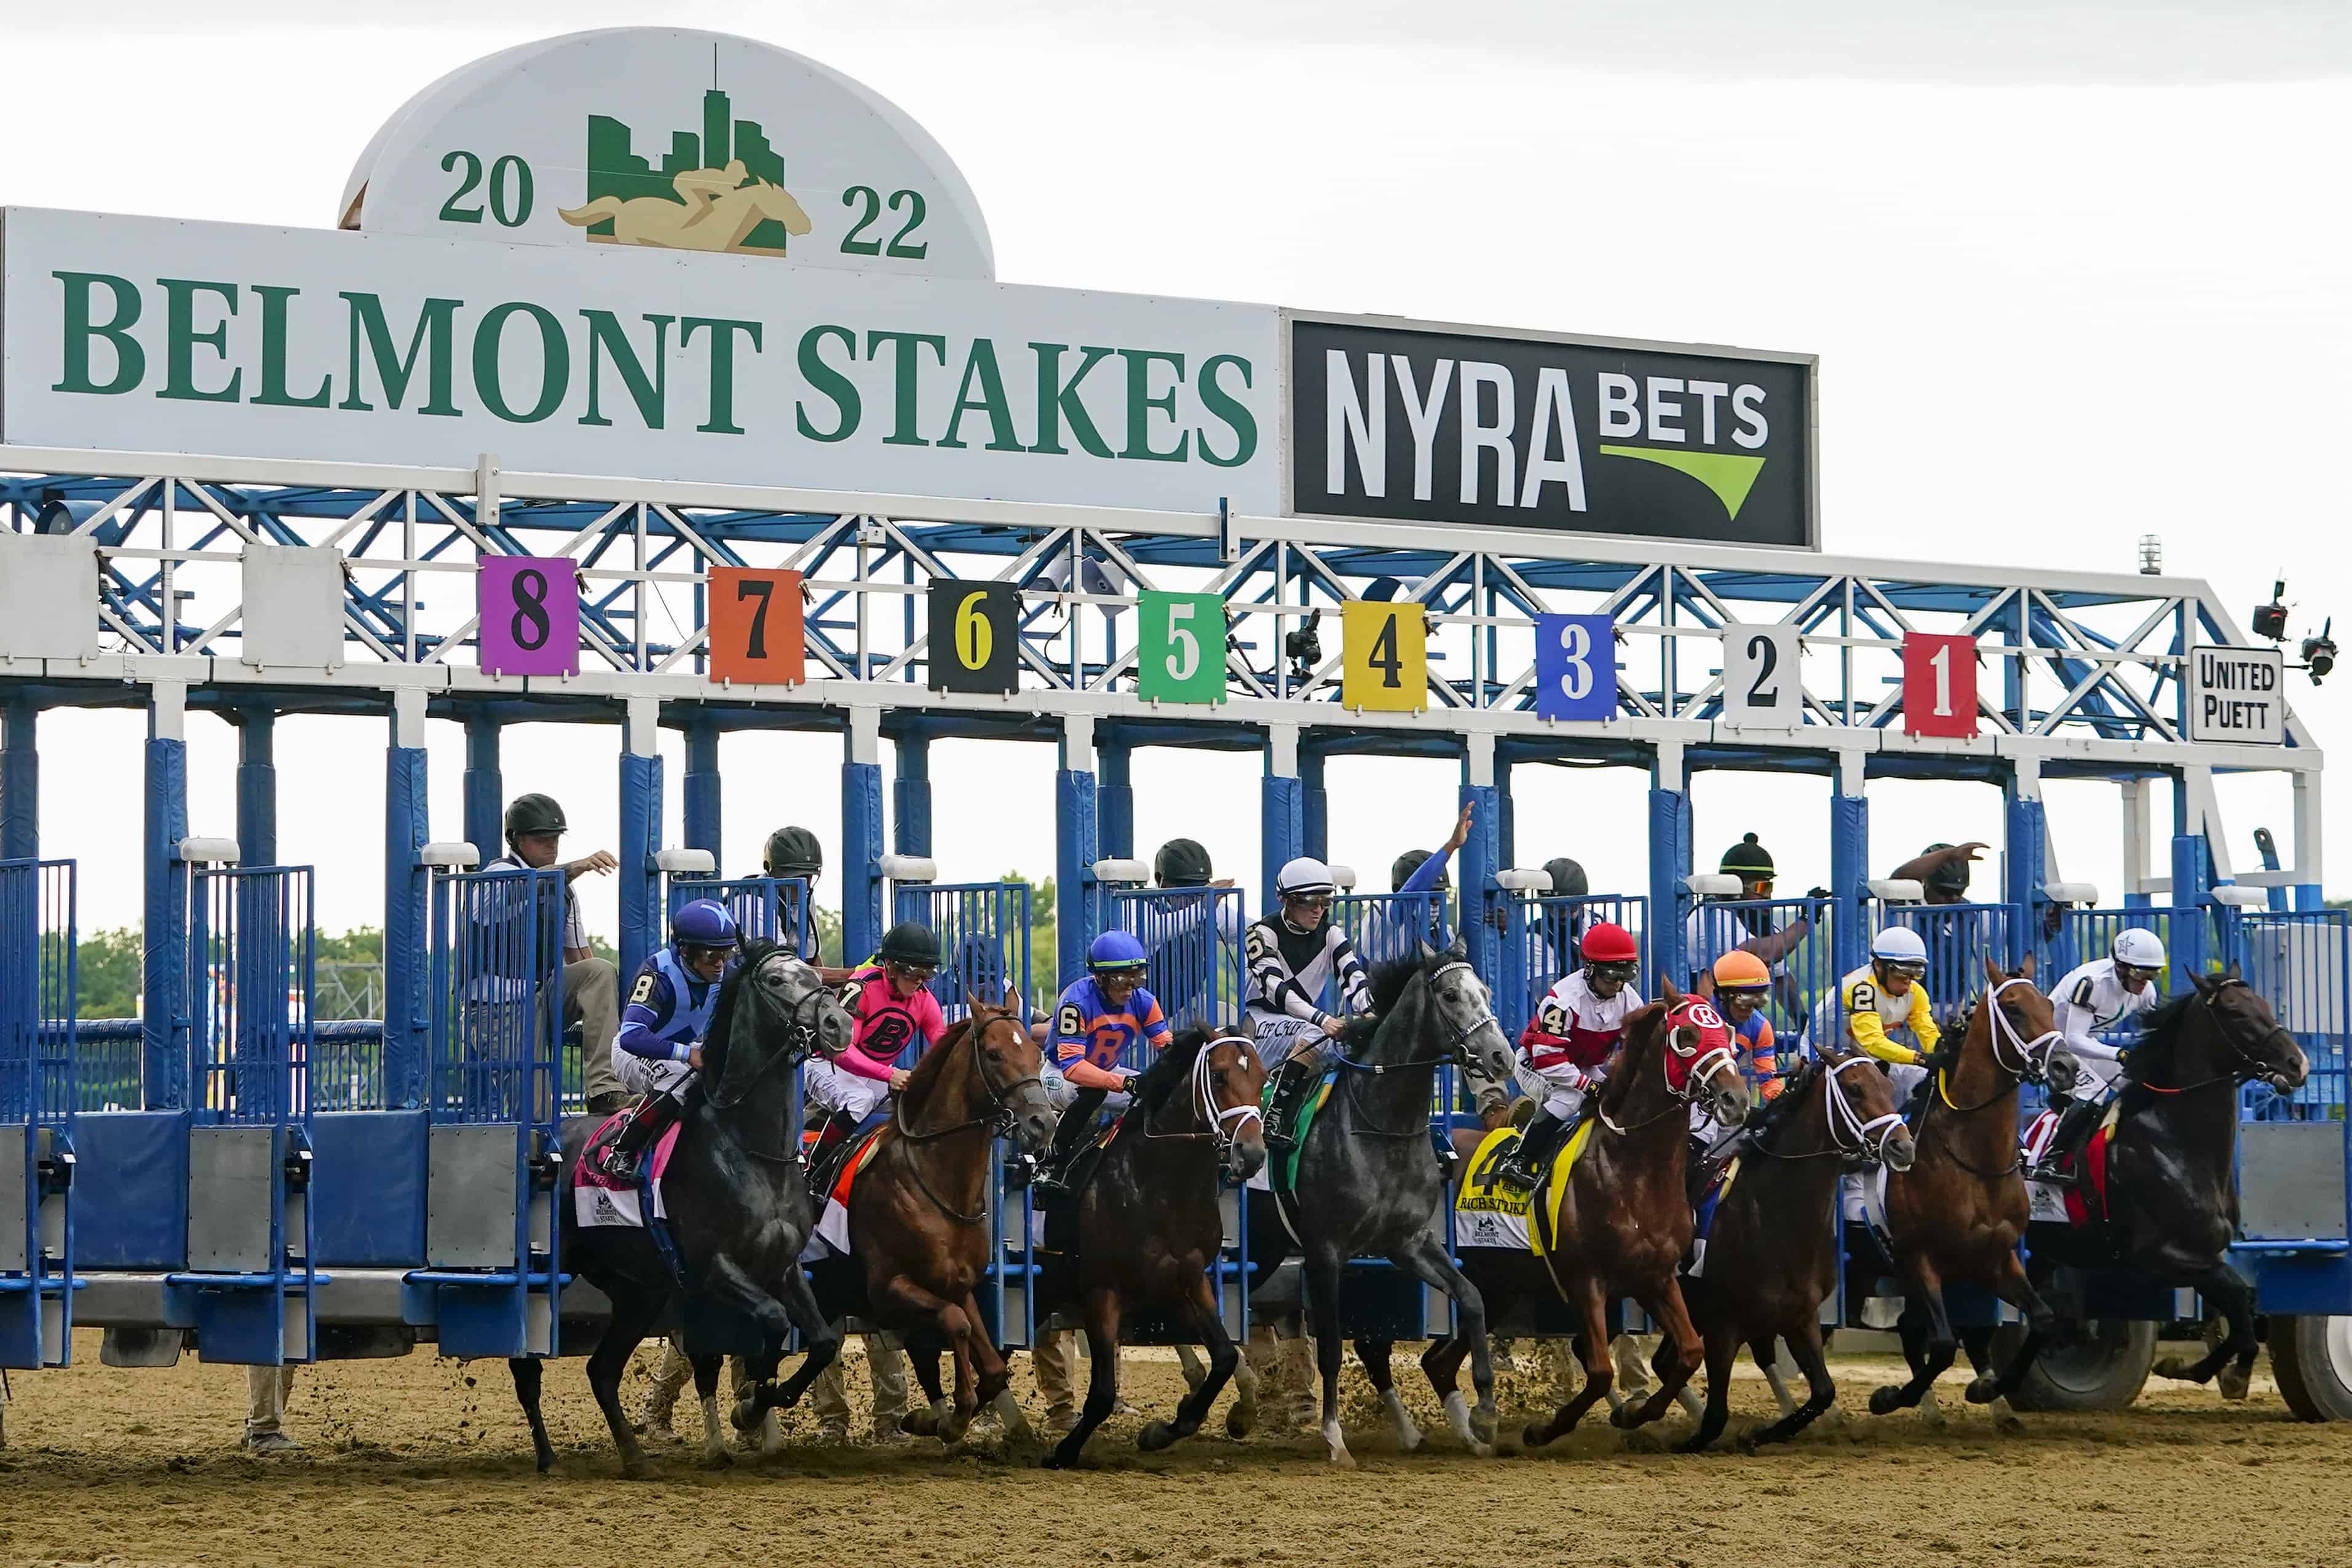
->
[559,80,812,256]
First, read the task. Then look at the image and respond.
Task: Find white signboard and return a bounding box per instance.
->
[339,28,995,281]
[240,547,347,670]
[1719,623,1804,727]
[2187,644,2285,745]
[0,208,1279,515]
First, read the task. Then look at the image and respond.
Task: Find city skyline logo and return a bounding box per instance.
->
[556,69,812,258]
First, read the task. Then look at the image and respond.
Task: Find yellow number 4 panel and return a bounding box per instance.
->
[1341,600,1427,711]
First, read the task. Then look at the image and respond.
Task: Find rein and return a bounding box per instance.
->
[1141,1040,1263,1155]
[889,1012,1043,1225]
[698,958,835,1166]
[1336,959,1499,1139]
[1753,1056,1906,1164]
[1914,975,2060,1181]
[2132,979,2300,1097]
[1599,1011,1737,1139]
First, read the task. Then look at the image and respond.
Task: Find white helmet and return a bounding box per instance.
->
[2111,928,2166,970]
[1276,857,1337,900]
[1870,926,1929,967]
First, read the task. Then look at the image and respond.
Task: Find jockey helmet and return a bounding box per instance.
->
[1581,921,1639,976]
[878,921,941,972]
[1276,857,1337,900]
[762,825,823,880]
[1088,929,1149,976]
[1718,834,1773,877]
[1392,848,1447,892]
[1921,843,1973,897]
[1154,836,1213,888]
[1545,857,1589,898]
[671,898,738,951]
[1869,926,1930,973]
[503,792,567,846]
[2111,927,2166,972]
[1711,949,1772,994]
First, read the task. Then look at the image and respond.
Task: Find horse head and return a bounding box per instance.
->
[1971,952,2064,1088]
[970,988,1056,1155]
[745,178,814,236]
[714,945,851,1103]
[1420,935,1515,1090]
[1655,978,1749,1130]
[1815,1040,1915,1171]
[1195,1026,1268,1182]
[2190,966,2309,1093]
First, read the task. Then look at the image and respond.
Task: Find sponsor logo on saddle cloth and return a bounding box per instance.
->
[2024,1103,2120,1225]
[572,1112,683,1229]
[1453,1122,1598,1256]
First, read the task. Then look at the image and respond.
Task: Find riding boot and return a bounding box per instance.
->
[1262,1053,1326,1152]
[598,1091,677,1182]
[1685,1133,1717,1210]
[2037,1094,2100,1178]
[1494,1109,1567,1192]
[806,1109,861,1197]
[1032,1088,1107,1197]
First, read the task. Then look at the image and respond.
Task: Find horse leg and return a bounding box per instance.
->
[1650,1336,1705,1420]
[755,1267,842,1419]
[901,1339,950,1437]
[1749,1318,1837,1448]
[1675,1326,1735,1454]
[1524,1280,1610,1449]
[584,1285,667,1478]
[507,1356,556,1473]
[1975,1251,2056,1425]
[876,1275,979,1443]
[1042,1288,1122,1468]
[2151,1261,2259,1399]
[1390,1233,1496,1454]
[1618,1282,1705,1430]
[1304,1247,1355,1467]
[1752,1335,1802,1419]
[961,1289,1035,1444]
[1174,1342,1208,1393]
[1146,1272,1239,1453]
[1354,1337,1423,1454]
[691,1353,733,1469]
[1871,1261,1957,1419]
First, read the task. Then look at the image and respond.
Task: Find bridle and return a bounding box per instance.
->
[1755,1055,1907,1166]
[1143,1037,1265,1160]
[2136,978,2303,1098]
[892,1008,1043,1144]
[1933,975,2062,1115]
[705,953,833,1115]
[1334,959,1503,1138]
[1600,1004,1740,1138]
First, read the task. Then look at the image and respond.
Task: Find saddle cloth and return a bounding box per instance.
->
[2024,1104,2118,1225]
[572,1114,683,1229]
[1454,1127,1537,1250]
[804,1130,887,1261]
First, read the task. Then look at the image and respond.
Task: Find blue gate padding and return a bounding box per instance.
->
[0,858,76,1368]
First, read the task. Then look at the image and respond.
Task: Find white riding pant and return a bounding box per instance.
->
[612,1050,694,1099]
[1249,1015,1323,1072]
[1885,1060,1928,1103]
[1516,1059,1587,1123]
[803,1058,892,1124]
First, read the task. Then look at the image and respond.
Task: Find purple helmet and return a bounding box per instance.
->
[671,898,738,950]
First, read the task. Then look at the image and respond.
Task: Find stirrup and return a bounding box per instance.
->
[1492,1154,1542,1193]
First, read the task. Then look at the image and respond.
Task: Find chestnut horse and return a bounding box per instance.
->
[1671,1043,1914,1451]
[1035,1028,1268,1467]
[1869,955,2065,1422]
[807,993,1056,1443]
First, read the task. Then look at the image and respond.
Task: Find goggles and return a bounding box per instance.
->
[884,959,937,982]
[1876,958,1928,980]
[1586,960,1639,982]
[2115,962,2160,983]
[1093,964,1147,983]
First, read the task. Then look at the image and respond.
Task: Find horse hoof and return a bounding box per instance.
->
[2219,1364,2252,1402]
[2153,1356,2209,1385]
[1868,1385,1906,1417]
[1467,1439,1495,1459]
[1995,1412,2026,1435]
[1965,1376,1997,1406]
[1225,1406,1254,1440]
[534,1449,556,1475]
[1039,1446,1080,1470]
[700,1446,734,1471]
[1521,1422,1555,1450]
[1137,1420,1179,1453]
[620,1455,654,1481]
[901,1407,940,1438]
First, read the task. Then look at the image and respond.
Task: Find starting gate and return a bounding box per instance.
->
[1103,885,1246,1032]
[669,875,814,959]
[2234,908,2351,1302]
[0,858,74,1369]
[1499,890,1649,1040]
[1685,894,1835,1050]
[413,866,563,1359]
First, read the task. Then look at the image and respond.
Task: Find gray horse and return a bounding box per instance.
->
[509,943,853,1476]
[1264,940,1518,1465]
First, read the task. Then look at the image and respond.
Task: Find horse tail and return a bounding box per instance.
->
[558,197,622,228]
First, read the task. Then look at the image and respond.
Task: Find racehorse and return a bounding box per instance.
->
[1266,940,1518,1466]
[1034,1027,1268,1467]
[509,944,853,1476]
[2017,967,2306,1401]
[1429,987,1748,1449]
[1673,1043,1914,1451]
[1869,955,2065,1423]
[807,992,1056,1445]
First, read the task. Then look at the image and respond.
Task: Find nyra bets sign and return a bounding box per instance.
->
[338,29,996,280]
[2187,646,2285,745]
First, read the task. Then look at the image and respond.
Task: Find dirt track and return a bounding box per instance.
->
[1,1331,2344,1568]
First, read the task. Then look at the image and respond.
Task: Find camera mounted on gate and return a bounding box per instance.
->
[2251,578,2335,686]
[1286,608,1323,683]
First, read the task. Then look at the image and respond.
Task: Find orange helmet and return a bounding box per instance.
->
[1711,950,1772,993]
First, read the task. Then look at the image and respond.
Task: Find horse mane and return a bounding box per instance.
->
[695,938,780,1094]
[1133,1027,1215,1117]
[1331,952,1436,1055]
[900,1012,976,1097]
[2116,988,2197,1084]
[1595,1000,1669,1117]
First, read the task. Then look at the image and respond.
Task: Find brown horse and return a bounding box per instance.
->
[1425,986,1749,1448]
[1672,1043,1915,1451]
[809,992,1056,1443]
[1036,1028,1268,1466]
[1869,954,2065,1422]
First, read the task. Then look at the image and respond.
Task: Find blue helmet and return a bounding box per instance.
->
[1088,929,1149,975]
[672,898,738,949]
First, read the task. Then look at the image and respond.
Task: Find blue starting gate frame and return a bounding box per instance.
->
[1499,890,1650,1040]
[668,874,814,960]
[0,858,76,1369]
[1102,885,1246,1032]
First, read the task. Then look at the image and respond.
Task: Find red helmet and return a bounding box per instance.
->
[1581,922,1639,965]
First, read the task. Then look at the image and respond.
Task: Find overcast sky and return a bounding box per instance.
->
[10,1,2350,938]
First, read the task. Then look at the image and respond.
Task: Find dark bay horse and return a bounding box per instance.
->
[1870,955,2065,1423]
[509,944,853,1476]
[1036,1027,1268,1467]
[1674,1043,1914,1451]
[809,993,1056,1444]
[1465,989,1747,1447]
[1270,941,1518,1465]
[2021,967,2306,1401]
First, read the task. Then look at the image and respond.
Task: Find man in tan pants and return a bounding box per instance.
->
[482,793,625,1114]
[245,1365,298,1452]
[807,1327,911,1442]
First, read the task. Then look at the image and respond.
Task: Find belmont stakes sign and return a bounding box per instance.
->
[0,26,1814,542]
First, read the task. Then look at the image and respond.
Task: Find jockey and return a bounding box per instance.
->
[596,898,740,1180]
[1492,921,1643,1192]
[2033,927,2168,1170]
[1708,949,1785,1105]
[1031,930,1176,1196]
[804,921,948,1167]
[1255,857,1374,1150]
[1809,926,1939,1099]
